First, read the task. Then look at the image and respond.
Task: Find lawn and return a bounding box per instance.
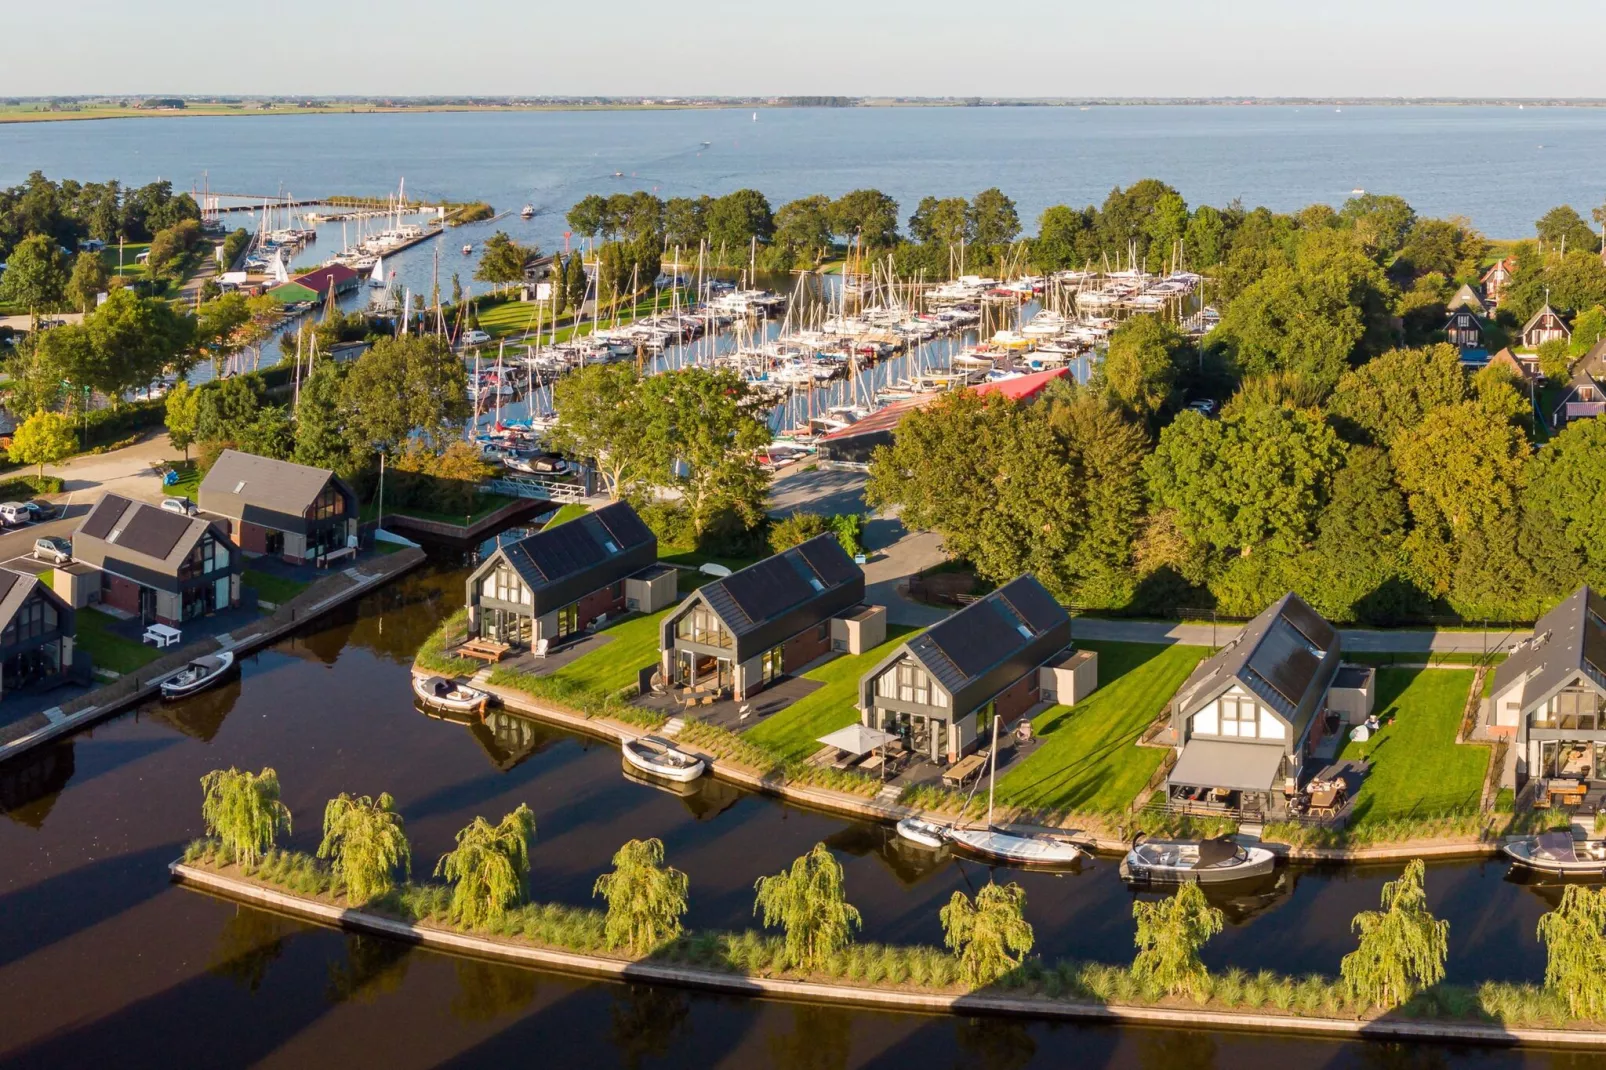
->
[544,502,589,528]
[489,608,671,705]
[76,608,162,675]
[1338,667,1488,825]
[243,569,310,604]
[165,460,200,500]
[743,626,920,763]
[99,242,150,279]
[994,640,1209,814]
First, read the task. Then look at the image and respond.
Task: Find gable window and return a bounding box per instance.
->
[310,485,346,522]
[1,596,57,647]
[674,605,731,649]
[482,563,527,606]
[876,661,947,708]
[180,534,229,579]
[1219,695,1258,739]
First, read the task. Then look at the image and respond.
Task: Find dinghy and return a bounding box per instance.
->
[158,651,235,699]
[412,674,489,715]
[895,816,949,850]
[622,736,706,783]
[946,824,1087,867]
[1119,835,1278,885]
[1503,831,1606,876]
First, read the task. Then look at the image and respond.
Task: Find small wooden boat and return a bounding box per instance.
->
[159,651,235,699]
[622,736,706,783]
[895,816,949,850]
[1504,832,1606,876]
[946,824,1087,868]
[1120,835,1278,885]
[412,675,489,715]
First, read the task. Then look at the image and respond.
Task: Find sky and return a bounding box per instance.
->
[6,0,1606,99]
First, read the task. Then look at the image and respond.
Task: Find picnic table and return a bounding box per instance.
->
[1547,778,1588,805]
[859,753,886,775]
[943,752,988,787]
[142,623,182,649]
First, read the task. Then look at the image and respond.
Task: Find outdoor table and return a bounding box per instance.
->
[943,753,987,786]
[859,753,886,774]
[1308,786,1342,816]
[142,623,182,648]
[1548,778,1588,804]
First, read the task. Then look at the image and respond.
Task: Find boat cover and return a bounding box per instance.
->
[189,655,225,672]
[1534,831,1579,863]
[1197,837,1241,867]
[424,677,451,696]
[1169,739,1285,793]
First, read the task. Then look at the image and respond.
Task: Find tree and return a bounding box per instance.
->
[1184,204,1228,269]
[196,376,262,444]
[1523,417,1606,590]
[340,334,470,456]
[1104,314,1184,420]
[768,511,829,553]
[940,881,1034,987]
[475,231,536,288]
[566,194,609,240]
[908,196,971,249]
[1130,881,1225,999]
[1537,205,1599,255]
[317,792,412,905]
[753,843,862,970]
[0,234,68,325]
[65,251,108,314]
[968,187,1020,250]
[638,368,771,537]
[196,291,252,374]
[593,837,689,955]
[1325,344,1467,447]
[706,189,774,258]
[566,251,589,311]
[771,195,832,268]
[293,361,351,472]
[1032,205,1094,272]
[1537,885,1606,1020]
[1340,859,1449,1010]
[1297,446,1417,624]
[1570,305,1606,357]
[165,379,200,461]
[829,513,864,558]
[1537,338,1573,382]
[1339,193,1416,258]
[84,287,198,396]
[828,189,899,248]
[199,766,291,868]
[9,410,76,477]
[237,404,294,461]
[663,195,710,248]
[434,805,538,930]
[549,363,653,500]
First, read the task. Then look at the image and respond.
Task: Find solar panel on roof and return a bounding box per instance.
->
[926,600,1026,682]
[1247,621,1321,707]
[795,535,858,589]
[594,503,653,550]
[81,496,131,540]
[997,576,1066,635]
[522,521,609,583]
[116,506,196,560]
[1280,597,1336,651]
[723,554,816,623]
[0,570,21,605]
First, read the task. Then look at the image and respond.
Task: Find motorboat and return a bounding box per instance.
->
[462,244,473,255]
[1119,835,1278,885]
[946,824,1087,868]
[158,651,236,699]
[521,204,535,219]
[622,736,706,783]
[1503,831,1606,876]
[412,674,490,715]
[895,816,949,850]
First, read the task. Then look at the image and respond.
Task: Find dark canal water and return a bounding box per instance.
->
[0,551,1598,1067]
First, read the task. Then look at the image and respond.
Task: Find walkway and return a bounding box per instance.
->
[1069,617,1519,655]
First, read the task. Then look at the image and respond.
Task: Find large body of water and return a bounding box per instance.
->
[0,549,1598,1068]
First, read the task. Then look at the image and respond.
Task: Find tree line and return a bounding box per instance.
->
[0,171,202,260]
[199,768,1606,1021]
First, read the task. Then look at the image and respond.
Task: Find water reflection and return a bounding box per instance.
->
[609,983,691,1069]
[954,1016,1038,1070]
[449,958,538,1022]
[207,905,295,993]
[148,677,244,742]
[822,823,954,887]
[325,933,412,1004]
[0,741,73,827]
[769,1003,854,1070]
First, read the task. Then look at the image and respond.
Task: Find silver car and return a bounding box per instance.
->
[33,537,71,565]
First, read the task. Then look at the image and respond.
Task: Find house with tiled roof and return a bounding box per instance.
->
[1522,303,1571,348]
[71,493,240,625]
[199,450,358,565]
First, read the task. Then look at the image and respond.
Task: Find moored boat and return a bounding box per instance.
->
[946,824,1087,868]
[1503,832,1606,876]
[1119,834,1278,885]
[622,736,706,783]
[412,674,490,715]
[158,651,236,699]
[895,816,949,849]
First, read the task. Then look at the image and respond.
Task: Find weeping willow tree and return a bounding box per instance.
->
[752,842,862,969]
[318,792,412,905]
[1131,880,1225,998]
[1537,884,1606,1019]
[1340,858,1449,1010]
[593,837,689,955]
[940,881,1034,987]
[435,804,538,929]
[199,766,291,867]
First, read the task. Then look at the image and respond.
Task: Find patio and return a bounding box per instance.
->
[492,632,615,678]
[635,675,824,733]
[95,602,266,649]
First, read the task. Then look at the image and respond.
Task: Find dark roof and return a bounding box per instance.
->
[1174,593,1341,743]
[1489,586,1606,713]
[485,501,656,615]
[72,492,223,576]
[890,575,1071,715]
[199,449,341,519]
[292,263,359,296]
[0,569,20,607]
[1523,303,1570,336]
[79,494,130,540]
[678,534,864,661]
[0,567,70,646]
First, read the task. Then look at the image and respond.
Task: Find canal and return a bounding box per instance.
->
[0,551,1594,1068]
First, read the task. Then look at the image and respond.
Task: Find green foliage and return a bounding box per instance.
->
[593,837,690,954]
[435,804,538,930]
[753,843,862,969]
[199,767,291,867]
[1537,885,1606,1019]
[474,231,537,286]
[829,513,864,558]
[0,234,68,319]
[1325,344,1466,447]
[549,362,653,500]
[1524,417,1606,590]
[318,792,412,905]
[65,251,108,313]
[1537,205,1600,254]
[639,368,770,537]
[1339,193,1416,258]
[292,361,353,473]
[1537,338,1573,382]
[705,189,774,258]
[340,334,470,455]
[769,510,829,553]
[1104,314,1185,419]
[1340,859,1449,1010]
[415,608,481,676]
[9,410,77,476]
[1131,881,1225,999]
[941,881,1034,987]
[828,189,900,247]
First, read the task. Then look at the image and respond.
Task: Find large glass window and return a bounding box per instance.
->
[674,606,731,649]
[482,563,527,606]
[875,661,947,708]
[557,603,580,639]
[1219,695,1257,739]
[310,485,346,521]
[180,534,228,579]
[1,596,57,647]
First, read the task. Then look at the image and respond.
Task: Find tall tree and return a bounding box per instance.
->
[1537,205,1600,254]
[9,410,77,477]
[828,189,899,248]
[566,194,609,240]
[771,195,832,268]
[165,378,200,461]
[1537,885,1606,1020]
[293,362,352,473]
[1032,205,1095,272]
[1103,314,1184,420]
[318,792,412,905]
[548,363,653,499]
[662,195,711,249]
[475,231,537,288]
[1130,881,1225,999]
[340,334,470,456]
[1340,858,1449,1010]
[1339,193,1416,259]
[907,196,971,249]
[940,881,1034,987]
[1324,344,1467,447]
[196,376,262,444]
[968,187,1020,250]
[639,368,770,537]
[752,843,862,970]
[0,234,69,326]
[434,805,538,930]
[706,189,774,258]
[85,287,198,395]
[199,767,292,868]
[593,837,690,955]
[65,251,109,314]
[1522,416,1606,590]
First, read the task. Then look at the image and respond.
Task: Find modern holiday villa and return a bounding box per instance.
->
[198,449,359,566]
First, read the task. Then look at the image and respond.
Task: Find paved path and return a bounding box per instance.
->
[1070,616,1522,654]
[42,431,180,503]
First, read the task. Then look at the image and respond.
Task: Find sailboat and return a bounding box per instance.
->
[369,256,386,288]
[943,714,1089,868]
[751,111,758,122]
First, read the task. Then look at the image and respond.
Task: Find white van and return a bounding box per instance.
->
[0,502,31,526]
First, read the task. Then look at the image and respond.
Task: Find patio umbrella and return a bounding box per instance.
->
[816,723,897,757]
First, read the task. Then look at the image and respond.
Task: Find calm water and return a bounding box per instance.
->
[0,549,1599,1067]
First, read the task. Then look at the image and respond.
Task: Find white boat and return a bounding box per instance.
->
[158,651,236,699]
[462,244,473,255]
[895,816,949,850]
[622,736,706,783]
[1504,832,1606,876]
[369,257,386,288]
[412,674,489,715]
[520,204,535,219]
[946,824,1087,867]
[1119,835,1278,885]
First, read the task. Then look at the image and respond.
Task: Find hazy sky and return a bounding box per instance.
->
[7,0,1606,98]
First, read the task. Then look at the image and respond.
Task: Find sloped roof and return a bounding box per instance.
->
[683,533,864,660]
[1173,593,1339,731]
[265,282,319,304]
[73,492,221,574]
[200,449,339,519]
[292,263,359,296]
[972,367,1068,401]
[491,501,656,615]
[1447,284,1487,316]
[1523,303,1570,337]
[1489,586,1606,713]
[0,567,69,642]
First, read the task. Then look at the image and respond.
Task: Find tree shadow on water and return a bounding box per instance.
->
[449,957,538,1023]
[768,1003,854,1070]
[206,904,296,993]
[609,983,690,1070]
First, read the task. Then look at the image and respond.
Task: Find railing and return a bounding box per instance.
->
[483,475,586,503]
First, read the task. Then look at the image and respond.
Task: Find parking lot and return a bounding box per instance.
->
[0,498,94,576]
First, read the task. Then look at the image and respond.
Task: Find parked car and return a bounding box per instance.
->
[22,500,58,521]
[161,497,198,516]
[0,502,31,526]
[32,537,71,565]
[1185,398,1217,416]
[460,329,492,346]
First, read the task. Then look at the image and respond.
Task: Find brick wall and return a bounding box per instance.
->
[576,583,626,630]
[101,573,143,617]
[237,521,268,555]
[993,670,1041,726]
[781,622,831,675]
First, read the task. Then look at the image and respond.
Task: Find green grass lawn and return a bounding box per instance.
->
[743,626,920,763]
[544,503,589,528]
[100,242,150,278]
[490,608,671,705]
[243,569,310,604]
[1339,667,1488,825]
[165,460,200,500]
[76,608,163,675]
[994,640,1209,814]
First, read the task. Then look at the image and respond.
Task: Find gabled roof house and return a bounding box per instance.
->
[0,568,77,698]
[199,449,358,565]
[1550,339,1606,429]
[1522,303,1571,348]
[71,493,240,626]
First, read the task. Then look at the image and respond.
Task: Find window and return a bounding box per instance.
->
[611,581,625,600]
[180,534,229,579]
[1,596,57,647]
[817,622,829,642]
[674,606,731,649]
[309,485,346,521]
[1219,695,1257,739]
[483,563,527,606]
[877,661,946,708]
[556,603,580,639]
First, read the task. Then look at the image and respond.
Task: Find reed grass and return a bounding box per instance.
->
[415,610,481,677]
